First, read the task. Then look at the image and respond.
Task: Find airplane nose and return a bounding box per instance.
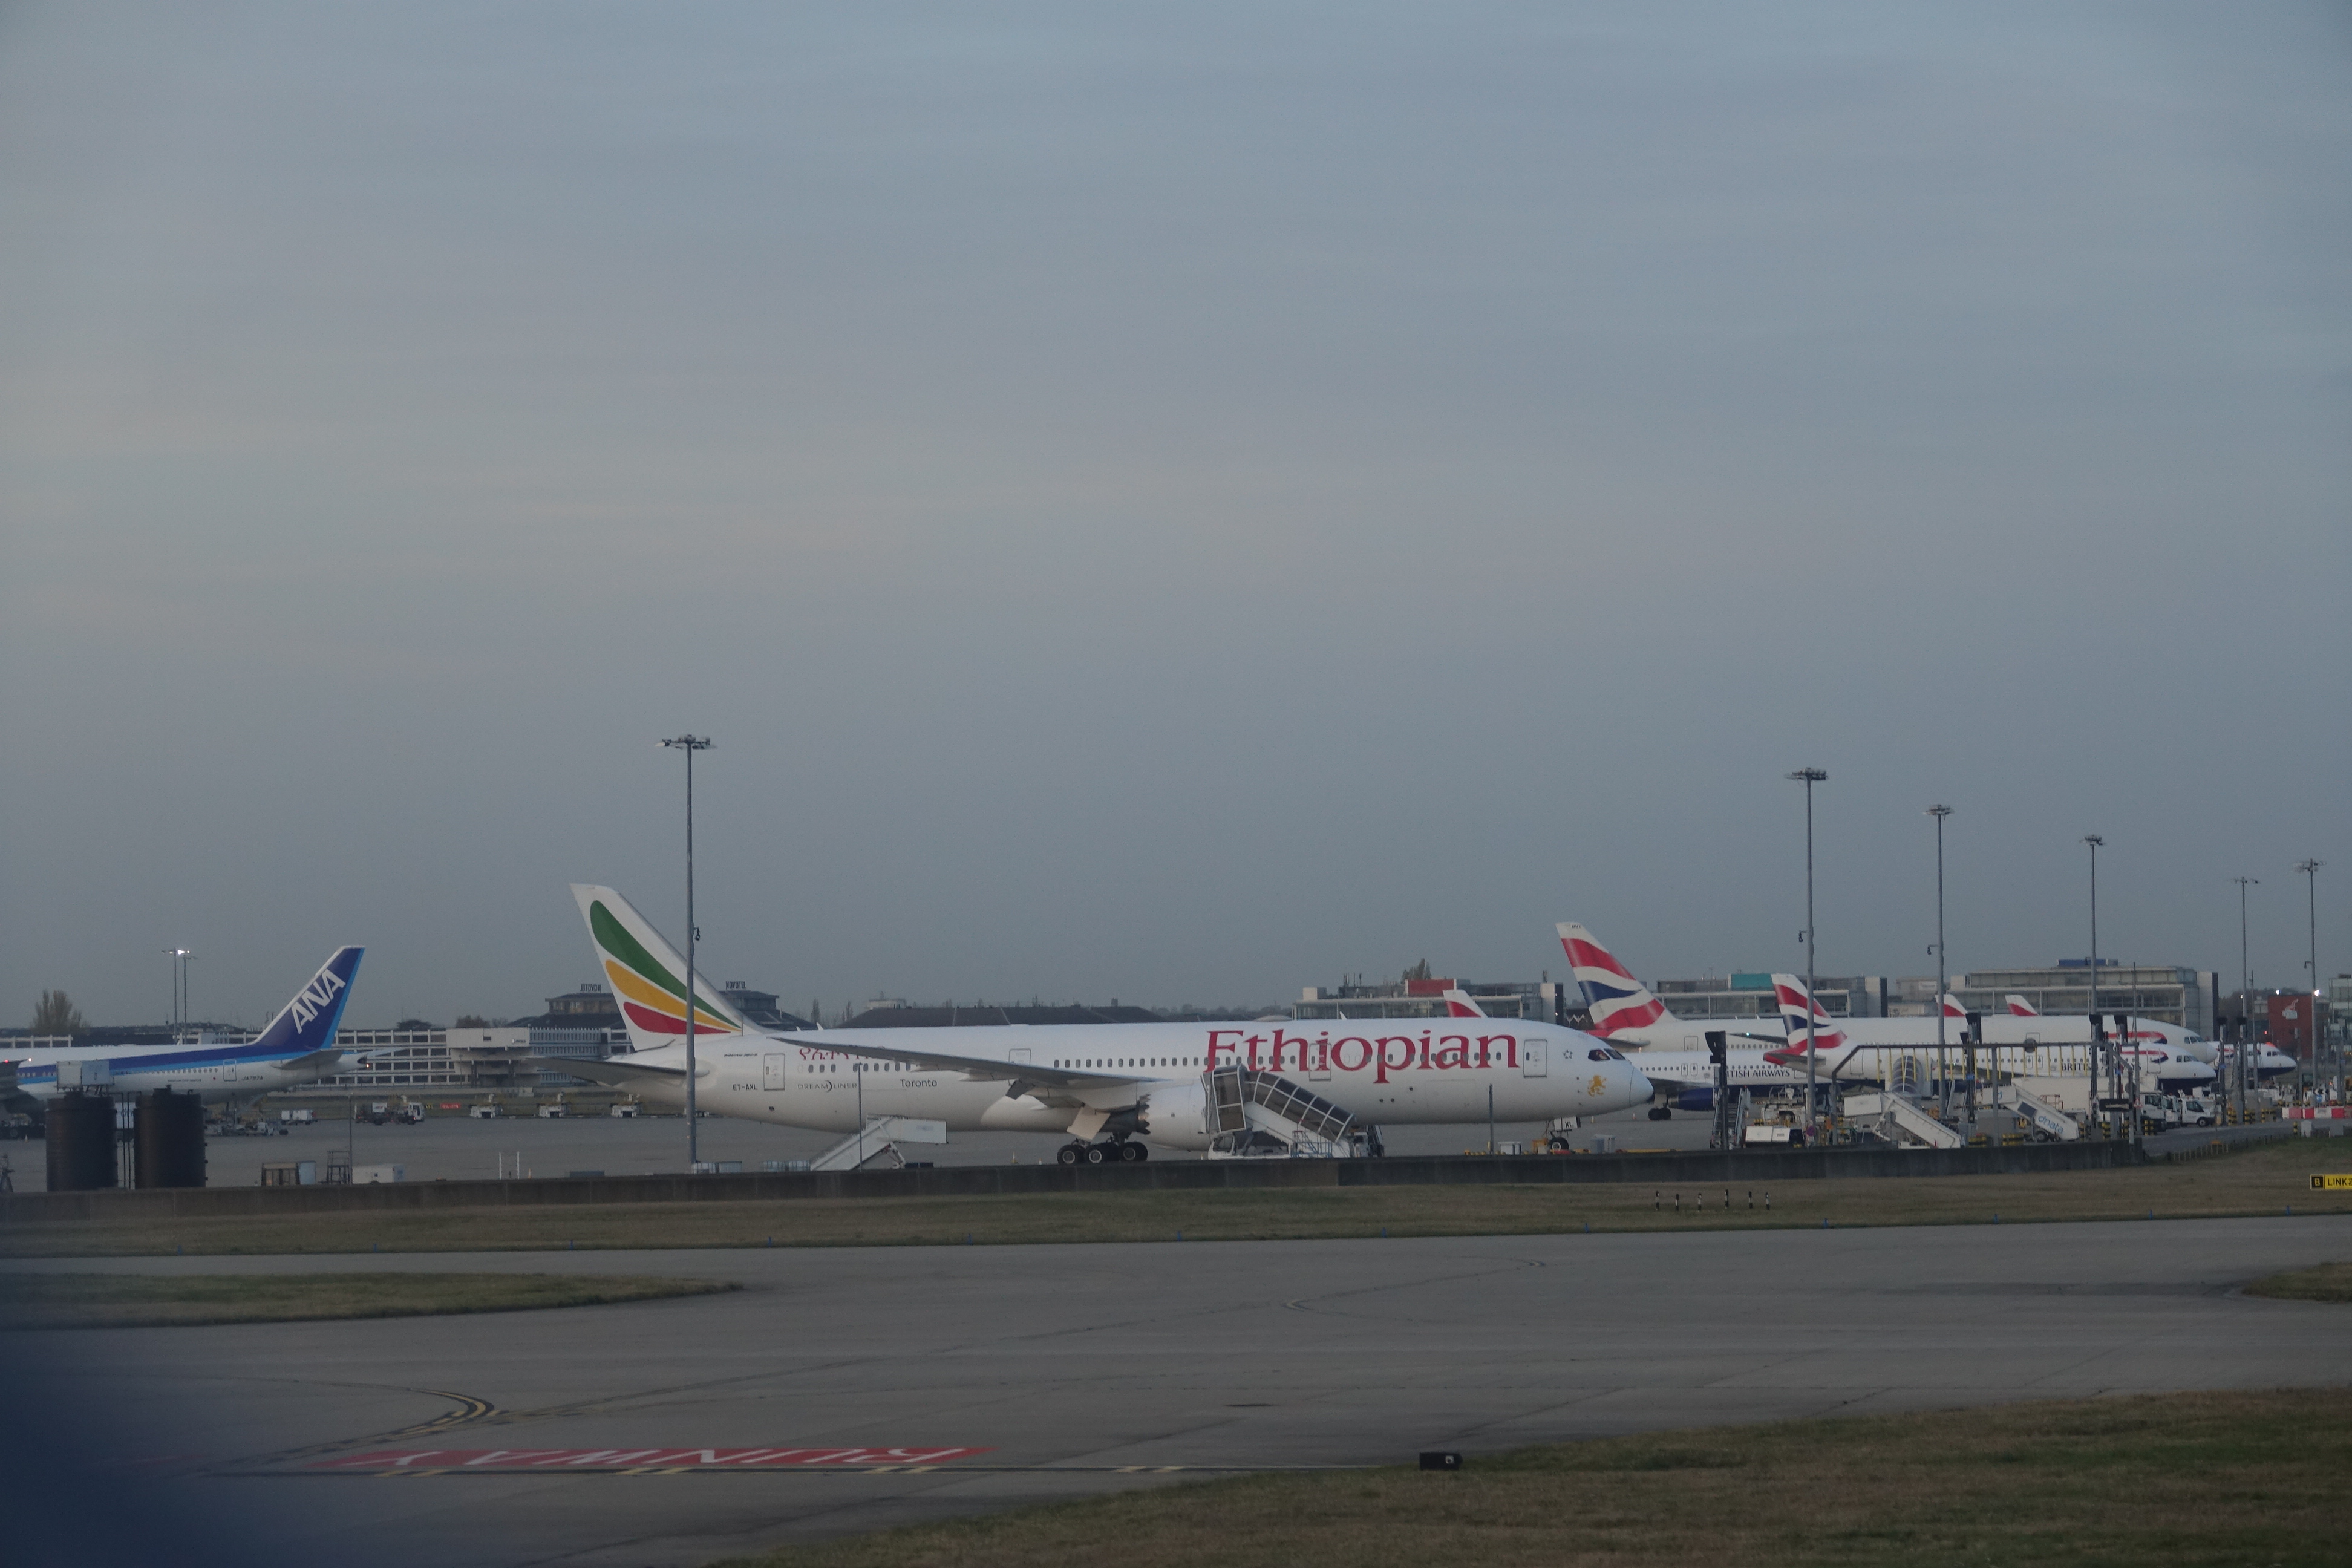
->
[1623,1064,1653,1107]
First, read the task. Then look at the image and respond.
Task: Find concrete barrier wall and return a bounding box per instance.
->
[0,1140,2151,1226]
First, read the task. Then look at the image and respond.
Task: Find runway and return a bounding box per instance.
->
[8,1216,2350,1568]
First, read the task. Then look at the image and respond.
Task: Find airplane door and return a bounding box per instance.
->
[763,1054,789,1091]
[1523,1039,1547,1077]
[1008,1048,1031,1067]
[1310,1042,1330,1081]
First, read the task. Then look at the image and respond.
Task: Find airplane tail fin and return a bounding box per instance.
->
[571,884,750,1054]
[2005,993,2040,1016]
[249,947,365,1057]
[1556,923,1677,1036]
[1441,988,1488,1018]
[1766,973,1845,1062]
[1939,993,1967,1019]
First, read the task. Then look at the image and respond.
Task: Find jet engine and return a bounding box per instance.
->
[1137,1079,1215,1151]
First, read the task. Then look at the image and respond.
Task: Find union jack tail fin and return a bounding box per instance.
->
[1441,988,1488,1018]
[2005,993,2040,1016]
[571,884,750,1054]
[1766,973,1846,1062]
[1556,923,1677,1037]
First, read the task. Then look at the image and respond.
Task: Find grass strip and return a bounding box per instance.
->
[0,1271,737,1329]
[4,1137,2344,1257]
[713,1388,2352,1568]
[2244,1259,2352,1302]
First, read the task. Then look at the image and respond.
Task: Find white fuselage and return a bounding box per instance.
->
[4,1040,361,1106]
[613,1020,1653,1138]
[1609,1047,1807,1093]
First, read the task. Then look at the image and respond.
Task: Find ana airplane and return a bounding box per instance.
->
[1,948,367,1110]
[542,887,1654,1163]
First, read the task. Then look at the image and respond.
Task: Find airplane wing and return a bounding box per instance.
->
[522,1054,685,1085]
[526,1036,1151,1100]
[783,1033,1150,1094]
[279,1048,353,1079]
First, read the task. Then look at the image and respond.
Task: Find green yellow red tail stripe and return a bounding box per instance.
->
[587,896,739,1037]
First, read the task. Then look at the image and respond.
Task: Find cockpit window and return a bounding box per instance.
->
[1587,1048,1610,1062]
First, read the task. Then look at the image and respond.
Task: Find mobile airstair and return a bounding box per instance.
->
[1840,1091,1966,1150]
[807,1116,949,1171]
[1994,1085,2081,1142]
[1203,1066,1368,1158]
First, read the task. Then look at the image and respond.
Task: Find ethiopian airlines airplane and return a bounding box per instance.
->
[543,887,1653,1162]
[2,948,367,1108]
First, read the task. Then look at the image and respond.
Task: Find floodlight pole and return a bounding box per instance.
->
[164,948,195,1037]
[2295,860,2322,1097]
[1929,806,1953,1119]
[1788,769,1828,1138]
[2083,835,2106,1137]
[662,734,713,1170]
[2233,875,2257,1124]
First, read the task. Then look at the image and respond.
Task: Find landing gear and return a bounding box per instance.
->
[1648,1106,1672,1121]
[1546,1134,1575,1154]
[1119,1141,1148,1163]
[1084,1143,1110,1165]
[1056,1143,1085,1166]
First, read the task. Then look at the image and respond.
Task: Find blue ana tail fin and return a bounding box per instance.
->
[249,947,364,1056]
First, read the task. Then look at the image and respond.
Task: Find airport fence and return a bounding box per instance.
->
[0,1140,2152,1225]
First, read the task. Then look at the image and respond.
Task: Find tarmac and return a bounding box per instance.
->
[6,1213,2349,1568]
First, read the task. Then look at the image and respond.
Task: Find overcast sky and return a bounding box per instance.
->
[3,3,2347,1029]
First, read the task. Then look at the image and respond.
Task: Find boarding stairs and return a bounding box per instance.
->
[1204,1066,1365,1158]
[807,1117,949,1172]
[1840,1091,1966,1150]
[1994,1085,2081,1142]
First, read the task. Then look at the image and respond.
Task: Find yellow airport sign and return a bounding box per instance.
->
[2311,1174,2352,1191]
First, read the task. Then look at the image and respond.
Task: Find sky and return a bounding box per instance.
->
[2,3,2347,1030]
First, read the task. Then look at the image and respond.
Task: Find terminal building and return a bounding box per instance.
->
[305,977,810,1095]
[1647,962,2215,1035]
[1297,976,1572,1022]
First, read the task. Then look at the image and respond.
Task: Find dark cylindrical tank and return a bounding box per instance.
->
[45,1091,117,1191]
[134,1088,207,1189]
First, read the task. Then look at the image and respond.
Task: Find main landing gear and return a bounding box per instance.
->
[1057,1140,1149,1166]
[1647,1106,1673,1120]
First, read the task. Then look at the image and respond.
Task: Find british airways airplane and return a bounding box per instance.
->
[535,887,1653,1162]
[2,948,366,1108]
